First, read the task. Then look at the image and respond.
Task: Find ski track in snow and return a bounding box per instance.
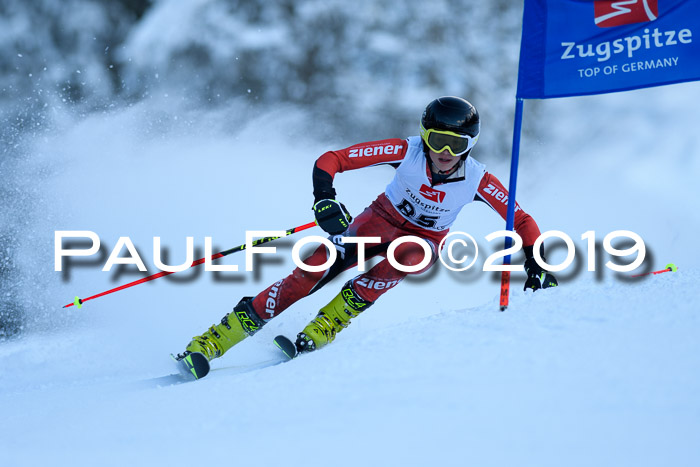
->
[2,83,700,466]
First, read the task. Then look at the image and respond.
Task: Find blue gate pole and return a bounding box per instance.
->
[500,97,525,311]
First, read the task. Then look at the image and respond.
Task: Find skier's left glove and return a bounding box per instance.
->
[313,199,352,235]
[523,256,558,291]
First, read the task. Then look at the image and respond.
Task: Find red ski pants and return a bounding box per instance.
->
[251,194,447,321]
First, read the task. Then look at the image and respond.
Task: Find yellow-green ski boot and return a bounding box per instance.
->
[183,296,266,362]
[295,280,373,353]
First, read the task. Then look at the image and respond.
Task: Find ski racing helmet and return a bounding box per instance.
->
[420,96,480,160]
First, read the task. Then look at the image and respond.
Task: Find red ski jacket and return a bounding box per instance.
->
[312,137,542,250]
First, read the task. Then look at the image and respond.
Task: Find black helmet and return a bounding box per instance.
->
[420,96,480,158]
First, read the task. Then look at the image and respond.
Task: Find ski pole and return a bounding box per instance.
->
[63,221,318,309]
[630,263,677,278]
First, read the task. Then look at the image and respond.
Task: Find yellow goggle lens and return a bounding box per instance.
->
[420,125,479,157]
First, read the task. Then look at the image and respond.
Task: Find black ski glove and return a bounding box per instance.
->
[313,199,352,235]
[523,256,558,291]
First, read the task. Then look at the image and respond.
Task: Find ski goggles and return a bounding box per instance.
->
[420,124,479,157]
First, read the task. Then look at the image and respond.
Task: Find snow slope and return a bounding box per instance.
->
[1,271,698,466]
[1,81,700,466]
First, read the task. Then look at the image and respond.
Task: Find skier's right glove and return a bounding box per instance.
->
[523,256,558,291]
[313,199,353,235]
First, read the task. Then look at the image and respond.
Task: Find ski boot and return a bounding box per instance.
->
[179,296,266,362]
[295,280,373,353]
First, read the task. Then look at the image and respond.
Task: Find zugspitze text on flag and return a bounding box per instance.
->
[517,0,700,98]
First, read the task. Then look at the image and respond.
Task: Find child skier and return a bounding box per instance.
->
[179,96,557,363]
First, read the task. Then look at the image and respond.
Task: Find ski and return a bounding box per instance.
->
[168,337,295,383]
[273,335,298,360]
[171,351,210,380]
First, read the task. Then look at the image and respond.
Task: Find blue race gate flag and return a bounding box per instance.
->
[500,0,700,310]
[517,0,700,98]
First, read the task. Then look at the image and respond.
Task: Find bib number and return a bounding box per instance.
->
[395,199,440,229]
